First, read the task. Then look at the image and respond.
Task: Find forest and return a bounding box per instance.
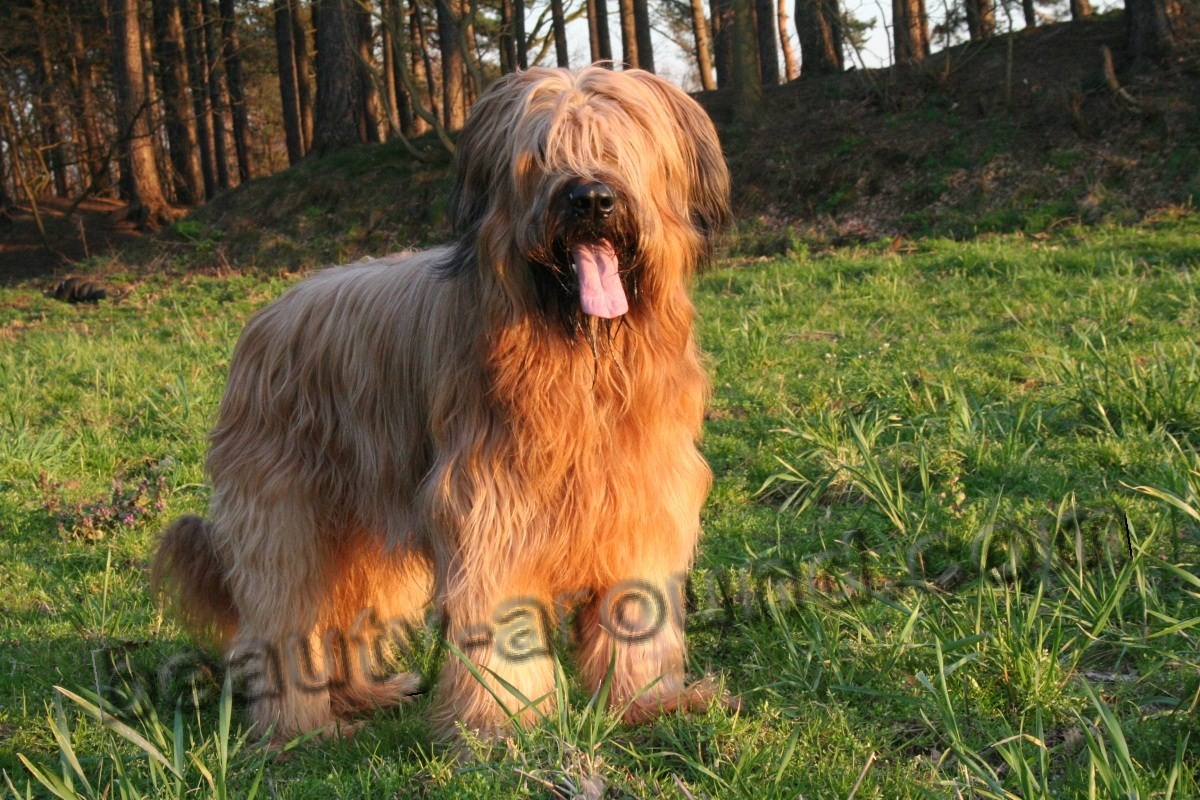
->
[0,0,1187,236]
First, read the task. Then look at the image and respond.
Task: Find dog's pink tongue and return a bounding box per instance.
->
[572,241,628,319]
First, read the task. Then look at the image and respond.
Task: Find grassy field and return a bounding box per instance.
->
[2,216,1199,798]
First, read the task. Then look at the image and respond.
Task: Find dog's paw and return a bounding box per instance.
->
[624,676,738,723]
[331,672,422,716]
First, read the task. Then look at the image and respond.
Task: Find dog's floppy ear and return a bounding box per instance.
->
[446,71,528,239]
[627,71,731,246]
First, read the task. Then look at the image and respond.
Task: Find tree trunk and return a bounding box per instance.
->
[0,167,13,220]
[68,7,111,195]
[500,0,517,70]
[1022,0,1036,27]
[153,0,204,204]
[551,0,570,66]
[273,0,305,164]
[691,0,716,88]
[777,0,799,80]
[313,0,368,153]
[31,0,68,197]
[199,0,231,188]
[293,1,315,151]
[356,0,384,142]
[892,0,929,65]
[411,0,440,122]
[382,0,416,136]
[515,0,529,68]
[712,0,734,86]
[181,0,216,196]
[619,0,639,67]
[1070,0,1092,19]
[463,9,481,103]
[219,0,254,180]
[587,0,614,64]
[435,0,466,130]
[732,0,761,122]
[755,0,779,84]
[796,0,842,75]
[965,0,995,40]
[141,14,172,200]
[1126,0,1175,63]
[633,0,655,71]
[108,0,173,226]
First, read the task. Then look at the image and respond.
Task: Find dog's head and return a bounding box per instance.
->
[446,67,730,329]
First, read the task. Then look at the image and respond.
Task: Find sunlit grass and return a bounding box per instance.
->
[2,217,1199,797]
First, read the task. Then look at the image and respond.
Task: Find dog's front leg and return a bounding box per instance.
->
[432,586,559,741]
[574,572,729,724]
[422,459,559,741]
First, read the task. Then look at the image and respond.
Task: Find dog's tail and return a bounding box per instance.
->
[151,515,238,648]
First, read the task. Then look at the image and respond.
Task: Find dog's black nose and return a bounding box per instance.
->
[568,182,616,220]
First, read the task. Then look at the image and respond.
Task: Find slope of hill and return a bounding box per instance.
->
[713,14,1200,248]
[1,13,1196,278]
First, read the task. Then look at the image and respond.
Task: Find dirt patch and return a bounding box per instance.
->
[0,197,150,284]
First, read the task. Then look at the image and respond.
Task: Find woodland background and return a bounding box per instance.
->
[0,0,1192,251]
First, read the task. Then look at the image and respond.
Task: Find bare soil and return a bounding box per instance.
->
[0,197,146,284]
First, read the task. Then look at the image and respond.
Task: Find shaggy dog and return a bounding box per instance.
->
[153,66,731,742]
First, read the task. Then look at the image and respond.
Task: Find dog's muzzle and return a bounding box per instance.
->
[563,180,627,320]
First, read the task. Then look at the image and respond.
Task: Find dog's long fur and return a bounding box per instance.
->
[152,66,731,741]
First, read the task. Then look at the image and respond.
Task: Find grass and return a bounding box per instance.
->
[2,216,1200,797]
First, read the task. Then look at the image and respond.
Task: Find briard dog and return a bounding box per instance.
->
[153,66,731,742]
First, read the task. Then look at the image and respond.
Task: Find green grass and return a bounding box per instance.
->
[3,217,1200,797]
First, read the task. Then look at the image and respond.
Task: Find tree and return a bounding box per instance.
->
[755,0,780,85]
[381,0,416,135]
[796,0,842,75]
[633,0,656,71]
[435,0,466,129]
[67,2,113,195]
[712,0,734,86]
[108,0,173,226]
[153,0,204,203]
[180,0,217,196]
[892,0,929,65]
[30,0,69,197]
[273,0,307,164]
[965,0,995,39]
[690,0,716,88]
[514,0,529,68]
[732,0,761,122]
[551,0,570,66]
[219,0,254,180]
[292,1,315,150]
[777,0,799,81]
[200,0,232,189]
[313,0,370,152]
[1021,0,1036,28]
[410,0,440,121]
[587,0,614,65]
[355,0,383,141]
[1126,0,1176,64]
[619,0,640,67]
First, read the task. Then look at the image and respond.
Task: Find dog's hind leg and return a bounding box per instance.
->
[212,492,346,742]
[326,540,433,717]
